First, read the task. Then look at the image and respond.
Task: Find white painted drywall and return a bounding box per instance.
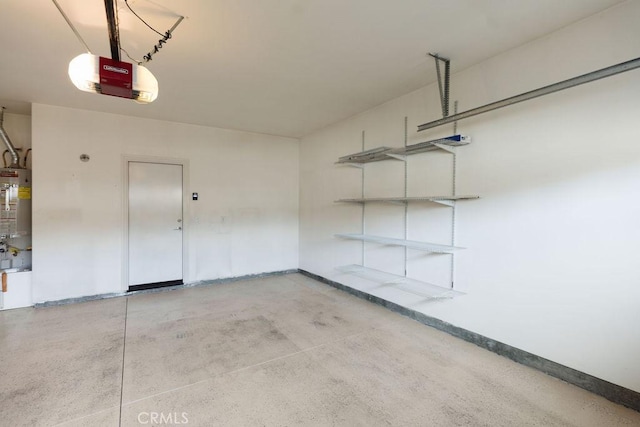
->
[32,105,299,303]
[300,1,640,392]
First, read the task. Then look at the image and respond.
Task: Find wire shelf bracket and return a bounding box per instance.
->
[340,163,365,169]
[432,142,457,154]
[385,153,408,162]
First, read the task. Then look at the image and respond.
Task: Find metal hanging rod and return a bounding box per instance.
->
[104,0,121,61]
[429,53,451,118]
[51,0,93,53]
[418,56,640,132]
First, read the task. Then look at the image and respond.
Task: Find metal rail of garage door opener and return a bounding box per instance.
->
[418,56,640,132]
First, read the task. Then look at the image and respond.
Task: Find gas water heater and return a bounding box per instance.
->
[0,108,31,272]
[0,168,31,270]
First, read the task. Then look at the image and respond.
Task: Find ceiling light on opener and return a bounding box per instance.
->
[68,53,159,103]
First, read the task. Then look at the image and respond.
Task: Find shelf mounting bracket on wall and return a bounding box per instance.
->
[429,53,451,118]
[432,142,457,154]
[337,163,365,169]
[432,199,455,207]
[385,153,407,162]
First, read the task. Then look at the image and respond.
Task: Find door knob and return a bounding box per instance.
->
[174,227,182,230]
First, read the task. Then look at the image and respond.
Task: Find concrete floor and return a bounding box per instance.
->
[1,273,639,426]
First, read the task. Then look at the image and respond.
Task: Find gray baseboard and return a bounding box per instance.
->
[34,269,299,308]
[298,269,640,412]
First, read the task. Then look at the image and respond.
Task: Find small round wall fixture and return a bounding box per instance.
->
[80,154,90,162]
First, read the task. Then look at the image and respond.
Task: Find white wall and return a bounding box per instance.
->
[32,104,299,303]
[300,1,640,392]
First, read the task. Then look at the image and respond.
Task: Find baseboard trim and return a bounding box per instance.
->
[34,269,299,308]
[298,269,640,412]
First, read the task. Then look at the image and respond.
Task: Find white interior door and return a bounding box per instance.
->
[128,162,183,288]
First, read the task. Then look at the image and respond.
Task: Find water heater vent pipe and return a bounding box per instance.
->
[0,107,21,169]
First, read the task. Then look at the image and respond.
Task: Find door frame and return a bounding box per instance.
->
[122,155,190,292]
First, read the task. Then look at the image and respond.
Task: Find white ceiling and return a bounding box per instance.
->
[0,0,625,137]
